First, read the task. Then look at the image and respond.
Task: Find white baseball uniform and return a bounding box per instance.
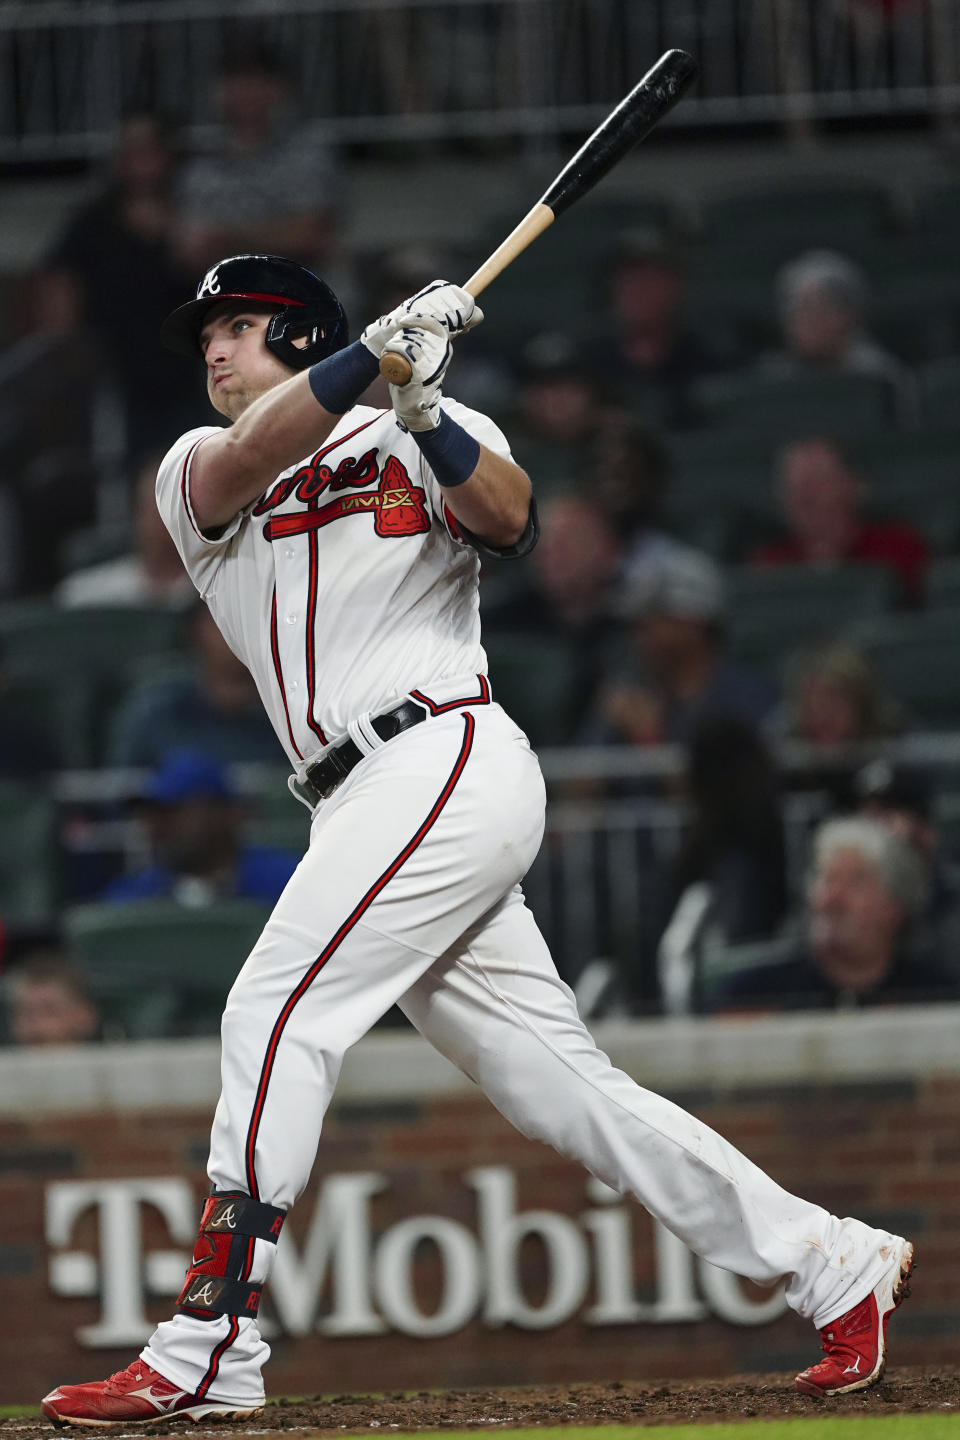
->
[143,396,903,1405]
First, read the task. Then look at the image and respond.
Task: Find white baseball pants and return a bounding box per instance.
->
[143,702,903,1404]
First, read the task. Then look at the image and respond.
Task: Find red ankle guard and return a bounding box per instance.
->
[176,1193,285,1320]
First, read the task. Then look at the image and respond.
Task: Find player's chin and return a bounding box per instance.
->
[208,383,238,421]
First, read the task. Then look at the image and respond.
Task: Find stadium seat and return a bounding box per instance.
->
[0,781,59,926]
[691,369,897,435]
[725,564,897,674]
[697,184,895,263]
[63,899,272,1039]
[240,767,313,852]
[0,601,183,674]
[849,427,960,553]
[664,431,776,557]
[849,610,960,727]
[927,557,960,611]
[483,633,581,747]
[0,603,186,767]
[699,933,798,1012]
[917,356,960,428]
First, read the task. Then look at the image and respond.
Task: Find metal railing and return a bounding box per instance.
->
[47,731,960,1014]
[0,0,957,162]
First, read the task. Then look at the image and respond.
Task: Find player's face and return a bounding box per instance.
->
[199,305,293,419]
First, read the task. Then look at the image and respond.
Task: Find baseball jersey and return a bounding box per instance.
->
[156,399,513,774]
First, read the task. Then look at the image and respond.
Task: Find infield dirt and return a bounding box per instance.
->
[4,1365,958,1436]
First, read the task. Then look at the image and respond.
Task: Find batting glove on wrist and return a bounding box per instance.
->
[384,321,452,432]
[359,280,482,361]
[400,280,483,336]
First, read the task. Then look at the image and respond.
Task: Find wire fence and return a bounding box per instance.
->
[0,0,957,161]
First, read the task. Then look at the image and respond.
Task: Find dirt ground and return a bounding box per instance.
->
[3,1366,958,1436]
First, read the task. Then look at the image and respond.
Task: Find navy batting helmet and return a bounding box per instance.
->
[160,254,348,370]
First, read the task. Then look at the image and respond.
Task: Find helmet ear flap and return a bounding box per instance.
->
[266,300,347,371]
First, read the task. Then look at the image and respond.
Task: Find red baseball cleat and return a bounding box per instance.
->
[795,1239,914,1397]
[41,1359,263,1427]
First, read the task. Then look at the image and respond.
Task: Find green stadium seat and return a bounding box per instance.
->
[0,781,59,926]
[0,601,183,674]
[699,934,798,1012]
[849,610,960,727]
[848,427,960,553]
[483,633,581,748]
[917,356,960,428]
[663,431,776,557]
[726,564,897,674]
[0,603,187,767]
[698,184,894,262]
[913,182,960,241]
[240,767,313,852]
[691,369,897,436]
[64,899,272,1040]
[927,557,960,611]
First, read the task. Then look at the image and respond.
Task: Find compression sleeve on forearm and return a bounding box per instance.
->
[308,342,380,415]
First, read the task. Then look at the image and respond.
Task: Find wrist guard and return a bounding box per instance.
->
[308,341,379,414]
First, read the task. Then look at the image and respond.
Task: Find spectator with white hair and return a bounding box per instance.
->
[711,814,959,1012]
[763,248,916,423]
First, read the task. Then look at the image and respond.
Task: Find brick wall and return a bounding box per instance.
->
[3,1067,958,1405]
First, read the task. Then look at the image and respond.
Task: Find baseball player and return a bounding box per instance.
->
[43,255,912,1425]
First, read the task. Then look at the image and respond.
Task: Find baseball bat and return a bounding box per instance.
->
[379,47,699,387]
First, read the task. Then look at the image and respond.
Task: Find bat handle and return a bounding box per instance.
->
[378,203,556,386]
[379,350,416,386]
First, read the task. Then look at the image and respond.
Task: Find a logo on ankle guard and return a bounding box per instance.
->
[209,1202,238,1231]
[185,1279,220,1308]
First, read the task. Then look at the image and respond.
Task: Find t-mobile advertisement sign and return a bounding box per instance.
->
[46,1166,786,1346]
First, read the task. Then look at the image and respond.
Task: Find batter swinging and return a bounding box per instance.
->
[42,255,912,1425]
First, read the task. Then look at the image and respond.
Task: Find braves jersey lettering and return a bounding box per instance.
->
[262,458,429,541]
[157,401,507,769]
[252,447,380,514]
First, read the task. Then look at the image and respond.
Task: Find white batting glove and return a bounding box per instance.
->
[400,280,483,336]
[383,321,452,432]
[359,280,482,361]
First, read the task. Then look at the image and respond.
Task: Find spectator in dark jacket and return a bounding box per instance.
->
[713,815,958,1012]
[586,545,777,748]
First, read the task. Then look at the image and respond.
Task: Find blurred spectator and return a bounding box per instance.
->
[57,453,193,610]
[713,815,959,1011]
[41,111,197,456]
[173,44,340,274]
[0,277,103,593]
[845,756,960,972]
[583,230,733,429]
[751,437,928,604]
[585,414,685,588]
[506,333,605,497]
[482,495,622,736]
[5,953,101,1045]
[103,749,298,907]
[762,250,916,423]
[778,639,904,753]
[0,636,60,776]
[656,716,790,1015]
[107,601,283,768]
[586,546,777,747]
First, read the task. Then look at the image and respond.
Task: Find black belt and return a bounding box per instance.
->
[302,699,428,804]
